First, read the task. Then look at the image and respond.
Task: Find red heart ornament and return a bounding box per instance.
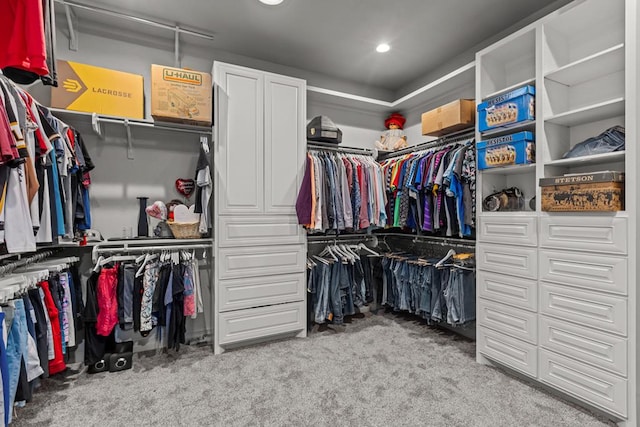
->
[175,179,195,198]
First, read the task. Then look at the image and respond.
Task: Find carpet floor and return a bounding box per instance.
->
[12,313,614,426]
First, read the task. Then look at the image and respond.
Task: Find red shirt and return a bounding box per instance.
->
[0,0,49,76]
[0,97,18,163]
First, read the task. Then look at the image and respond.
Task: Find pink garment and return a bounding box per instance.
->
[96,265,119,336]
[183,268,196,317]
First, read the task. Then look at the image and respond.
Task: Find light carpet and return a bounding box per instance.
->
[13,313,614,426]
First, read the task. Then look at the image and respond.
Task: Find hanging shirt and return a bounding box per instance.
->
[194,140,212,234]
[0,0,50,84]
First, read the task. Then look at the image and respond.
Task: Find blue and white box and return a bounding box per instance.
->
[477,85,535,132]
[477,131,535,170]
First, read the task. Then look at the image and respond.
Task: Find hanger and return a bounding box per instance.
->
[319,245,338,262]
[353,243,379,257]
[312,255,330,265]
[136,252,158,278]
[100,254,138,266]
[435,249,456,268]
[93,255,104,272]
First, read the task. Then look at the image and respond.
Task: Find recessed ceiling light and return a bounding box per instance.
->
[376,43,390,53]
[259,0,284,5]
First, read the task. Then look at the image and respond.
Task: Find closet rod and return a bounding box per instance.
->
[93,244,211,259]
[54,0,215,40]
[378,128,475,161]
[92,238,212,261]
[307,234,377,245]
[307,142,374,156]
[381,233,476,250]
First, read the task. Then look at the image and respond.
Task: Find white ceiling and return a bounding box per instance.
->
[59,0,568,97]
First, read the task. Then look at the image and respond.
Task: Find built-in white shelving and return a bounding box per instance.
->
[544,44,625,86]
[480,120,536,138]
[544,151,625,167]
[544,98,625,127]
[476,1,636,425]
[481,163,536,175]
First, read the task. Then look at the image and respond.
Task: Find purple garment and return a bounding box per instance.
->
[295,155,313,225]
[423,151,446,231]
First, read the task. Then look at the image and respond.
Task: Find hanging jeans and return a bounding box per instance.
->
[6,300,27,423]
[0,311,9,427]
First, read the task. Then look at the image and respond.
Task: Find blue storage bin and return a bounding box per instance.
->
[477,131,535,170]
[478,85,535,132]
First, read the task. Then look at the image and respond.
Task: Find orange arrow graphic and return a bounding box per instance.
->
[63,78,83,93]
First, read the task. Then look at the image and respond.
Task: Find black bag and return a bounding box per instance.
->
[108,352,133,372]
[88,354,111,374]
[307,116,342,144]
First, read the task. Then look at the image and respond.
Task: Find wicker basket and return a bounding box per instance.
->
[167,221,201,239]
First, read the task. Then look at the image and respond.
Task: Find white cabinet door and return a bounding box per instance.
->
[478,299,538,344]
[218,273,306,312]
[218,245,306,280]
[539,215,627,254]
[264,74,306,214]
[215,63,264,215]
[539,315,627,377]
[218,301,306,345]
[477,214,537,246]
[477,327,538,378]
[539,249,627,296]
[477,243,538,279]
[540,283,627,336]
[218,215,304,247]
[477,271,538,312]
[539,349,627,418]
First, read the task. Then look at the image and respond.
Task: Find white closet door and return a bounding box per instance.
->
[264,74,306,214]
[215,63,265,215]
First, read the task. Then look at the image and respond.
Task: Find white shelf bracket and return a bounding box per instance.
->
[91,113,103,137]
[174,26,181,68]
[64,4,78,51]
[124,119,134,160]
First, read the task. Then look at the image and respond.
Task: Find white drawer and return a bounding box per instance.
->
[477,327,537,378]
[478,299,537,344]
[218,301,305,345]
[218,215,304,247]
[477,243,538,280]
[540,316,627,377]
[219,273,305,312]
[478,214,537,246]
[540,283,627,337]
[540,249,627,296]
[540,215,627,254]
[539,349,627,418]
[477,271,537,312]
[218,244,306,280]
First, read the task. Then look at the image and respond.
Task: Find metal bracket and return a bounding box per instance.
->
[174,26,181,68]
[124,119,134,160]
[64,4,78,51]
[91,113,103,137]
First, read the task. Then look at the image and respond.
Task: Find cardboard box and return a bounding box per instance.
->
[540,171,624,212]
[478,85,535,132]
[51,60,144,119]
[477,131,535,170]
[421,99,475,137]
[151,65,212,126]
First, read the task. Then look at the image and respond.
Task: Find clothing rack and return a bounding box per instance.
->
[307,141,374,156]
[377,128,475,161]
[381,233,475,249]
[92,238,213,262]
[0,250,60,276]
